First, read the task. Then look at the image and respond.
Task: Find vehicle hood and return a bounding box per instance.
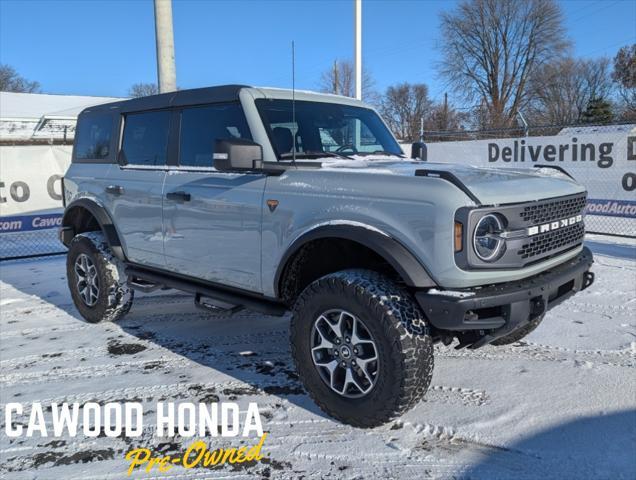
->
[319,158,586,205]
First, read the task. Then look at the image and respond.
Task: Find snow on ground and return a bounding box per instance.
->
[0,236,635,479]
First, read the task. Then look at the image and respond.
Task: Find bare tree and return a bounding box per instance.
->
[528,57,613,124]
[425,93,468,133]
[128,83,159,98]
[612,44,636,120]
[380,83,433,141]
[439,0,569,128]
[319,59,378,104]
[0,64,40,93]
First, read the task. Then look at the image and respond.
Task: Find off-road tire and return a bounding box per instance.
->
[490,313,546,346]
[67,232,133,323]
[290,269,434,428]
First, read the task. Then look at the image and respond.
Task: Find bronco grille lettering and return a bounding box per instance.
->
[527,214,583,237]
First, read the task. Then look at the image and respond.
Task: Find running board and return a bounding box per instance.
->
[126,266,287,317]
[195,294,244,315]
[128,278,163,293]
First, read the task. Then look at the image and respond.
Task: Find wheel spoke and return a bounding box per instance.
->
[355,355,377,385]
[351,317,374,347]
[317,359,339,390]
[342,368,367,395]
[324,312,345,339]
[311,326,334,353]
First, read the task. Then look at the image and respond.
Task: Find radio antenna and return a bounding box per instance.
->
[291,40,297,167]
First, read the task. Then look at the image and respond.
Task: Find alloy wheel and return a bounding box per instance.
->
[310,309,380,398]
[74,253,99,307]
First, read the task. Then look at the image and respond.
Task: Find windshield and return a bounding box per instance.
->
[255,99,403,160]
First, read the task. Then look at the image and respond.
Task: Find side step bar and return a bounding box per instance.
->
[126,266,288,317]
[195,293,243,315]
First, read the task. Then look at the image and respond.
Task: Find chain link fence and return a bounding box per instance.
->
[0,228,66,260]
[421,122,636,238]
[422,122,634,142]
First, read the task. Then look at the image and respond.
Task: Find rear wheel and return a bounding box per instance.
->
[290,269,433,428]
[67,232,133,323]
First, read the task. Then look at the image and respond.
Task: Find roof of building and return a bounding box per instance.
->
[0,91,126,142]
[0,91,125,120]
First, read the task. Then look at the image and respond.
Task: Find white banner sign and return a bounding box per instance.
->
[0,145,71,218]
[424,132,635,206]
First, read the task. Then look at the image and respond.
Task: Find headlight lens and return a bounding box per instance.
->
[473,214,505,262]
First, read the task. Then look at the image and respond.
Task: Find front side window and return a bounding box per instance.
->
[74,113,112,160]
[179,103,252,168]
[120,110,171,166]
[256,99,402,159]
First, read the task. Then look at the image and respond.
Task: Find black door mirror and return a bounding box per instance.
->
[214,139,263,172]
[411,141,427,161]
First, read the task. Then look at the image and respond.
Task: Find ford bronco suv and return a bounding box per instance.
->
[61,85,595,427]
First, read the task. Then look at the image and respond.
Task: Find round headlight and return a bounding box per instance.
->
[473,214,505,262]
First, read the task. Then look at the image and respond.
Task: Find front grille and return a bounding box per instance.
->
[520,194,587,224]
[518,223,585,260]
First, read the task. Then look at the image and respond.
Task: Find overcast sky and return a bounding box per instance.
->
[1,0,635,101]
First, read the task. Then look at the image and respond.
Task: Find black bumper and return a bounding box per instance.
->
[416,247,594,347]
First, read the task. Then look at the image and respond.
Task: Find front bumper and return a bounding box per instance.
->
[415,246,594,348]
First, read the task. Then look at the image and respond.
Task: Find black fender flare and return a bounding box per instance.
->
[61,198,126,261]
[274,224,437,296]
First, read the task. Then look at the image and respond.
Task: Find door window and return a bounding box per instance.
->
[120,110,171,166]
[179,103,252,168]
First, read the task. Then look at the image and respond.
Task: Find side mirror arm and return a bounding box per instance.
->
[411,142,427,161]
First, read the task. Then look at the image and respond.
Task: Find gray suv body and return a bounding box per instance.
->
[61,85,594,427]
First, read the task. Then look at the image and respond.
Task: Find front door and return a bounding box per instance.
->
[162,102,265,292]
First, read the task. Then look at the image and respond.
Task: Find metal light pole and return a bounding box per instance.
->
[154,0,177,93]
[354,0,362,100]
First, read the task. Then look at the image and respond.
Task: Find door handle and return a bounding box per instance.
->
[166,191,191,202]
[105,185,124,195]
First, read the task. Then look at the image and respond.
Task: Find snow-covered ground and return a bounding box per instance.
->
[1,235,635,479]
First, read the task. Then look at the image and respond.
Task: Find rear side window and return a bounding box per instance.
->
[120,110,171,166]
[74,113,113,160]
[179,103,252,168]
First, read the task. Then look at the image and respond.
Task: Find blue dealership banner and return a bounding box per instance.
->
[0,213,63,233]
[586,199,636,218]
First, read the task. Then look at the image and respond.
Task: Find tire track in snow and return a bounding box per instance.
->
[0,357,192,387]
[437,342,636,368]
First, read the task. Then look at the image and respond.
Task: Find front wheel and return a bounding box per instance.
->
[290,269,433,428]
[67,232,134,323]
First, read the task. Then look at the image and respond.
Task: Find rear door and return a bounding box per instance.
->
[162,102,266,292]
[104,110,171,268]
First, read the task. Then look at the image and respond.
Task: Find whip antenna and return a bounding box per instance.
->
[291,40,297,167]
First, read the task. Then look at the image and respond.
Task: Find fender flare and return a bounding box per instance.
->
[62,198,126,261]
[274,224,437,296]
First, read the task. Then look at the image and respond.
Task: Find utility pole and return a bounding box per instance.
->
[333,60,339,95]
[443,92,448,129]
[353,0,362,100]
[154,0,177,93]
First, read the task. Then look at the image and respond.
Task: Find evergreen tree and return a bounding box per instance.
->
[581,97,613,124]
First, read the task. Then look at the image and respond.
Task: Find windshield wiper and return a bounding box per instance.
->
[355,150,405,158]
[280,151,353,160]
